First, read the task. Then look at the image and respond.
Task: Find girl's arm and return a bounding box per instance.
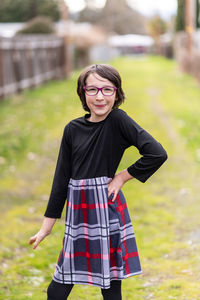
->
[29,125,71,249]
[44,124,72,219]
[108,110,168,201]
[29,217,57,249]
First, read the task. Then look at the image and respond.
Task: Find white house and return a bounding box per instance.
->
[108,34,154,55]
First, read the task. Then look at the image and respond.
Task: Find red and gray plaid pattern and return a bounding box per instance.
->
[53,176,142,289]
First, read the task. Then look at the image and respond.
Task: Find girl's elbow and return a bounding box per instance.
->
[158,149,168,164]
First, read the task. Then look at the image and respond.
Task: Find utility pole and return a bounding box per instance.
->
[59,0,69,20]
[58,0,72,76]
[198,0,200,24]
[185,0,196,54]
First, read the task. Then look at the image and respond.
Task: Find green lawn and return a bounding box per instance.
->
[1,56,200,299]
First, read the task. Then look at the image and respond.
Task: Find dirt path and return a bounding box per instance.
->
[1,56,200,300]
[147,87,200,298]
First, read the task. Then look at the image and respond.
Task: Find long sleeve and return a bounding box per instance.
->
[44,123,72,218]
[117,110,168,183]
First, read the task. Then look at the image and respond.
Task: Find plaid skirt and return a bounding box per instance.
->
[53,176,142,289]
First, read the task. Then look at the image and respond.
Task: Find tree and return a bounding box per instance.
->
[17,16,55,34]
[78,7,101,24]
[0,0,60,22]
[196,0,200,28]
[176,0,200,32]
[77,0,148,35]
[148,15,167,54]
[175,0,185,31]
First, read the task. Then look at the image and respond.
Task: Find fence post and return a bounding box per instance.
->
[63,34,73,77]
[0,46,4,99]
[185,0,195,54]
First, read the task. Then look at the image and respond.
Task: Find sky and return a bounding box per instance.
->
[65,0,177,19]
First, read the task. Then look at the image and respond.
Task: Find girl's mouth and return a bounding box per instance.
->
[95,104,106,108]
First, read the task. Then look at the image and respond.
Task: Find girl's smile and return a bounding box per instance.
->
[94,104,106,108]
[85,73,117,122]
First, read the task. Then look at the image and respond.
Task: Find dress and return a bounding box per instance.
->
[44,108,167,289]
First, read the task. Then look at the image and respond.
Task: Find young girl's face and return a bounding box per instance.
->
[85,72,117,122]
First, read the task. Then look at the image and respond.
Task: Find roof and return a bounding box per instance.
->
[0,21,106,46]
[108,34,154,47]
[0,23,24,37]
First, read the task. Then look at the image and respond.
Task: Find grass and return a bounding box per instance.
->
[1,55,200,299]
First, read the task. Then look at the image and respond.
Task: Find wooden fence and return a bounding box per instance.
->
[0,35,66,99]
[174,30,200,81]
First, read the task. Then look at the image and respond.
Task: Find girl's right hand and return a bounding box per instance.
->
[29,230,49,250]
[29,217,57,249]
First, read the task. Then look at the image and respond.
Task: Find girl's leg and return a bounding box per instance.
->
[101,280,122,300]
[47,279,74,300]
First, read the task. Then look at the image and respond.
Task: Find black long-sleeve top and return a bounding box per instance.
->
[44,108,168,218]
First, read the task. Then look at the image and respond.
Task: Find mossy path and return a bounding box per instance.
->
[1,56,200,299]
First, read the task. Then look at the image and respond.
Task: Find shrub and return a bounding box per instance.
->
[17,16,55,34]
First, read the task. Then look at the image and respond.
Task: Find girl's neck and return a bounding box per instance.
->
[88,109,113,123]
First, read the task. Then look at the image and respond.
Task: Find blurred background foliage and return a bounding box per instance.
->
[17,16,55,34]
[0,0,60,22]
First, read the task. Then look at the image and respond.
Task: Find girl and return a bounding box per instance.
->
[29,64,167,300]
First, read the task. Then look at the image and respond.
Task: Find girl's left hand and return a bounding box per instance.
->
[108,173,124,202]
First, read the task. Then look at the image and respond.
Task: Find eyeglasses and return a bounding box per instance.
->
[83,85,117,96]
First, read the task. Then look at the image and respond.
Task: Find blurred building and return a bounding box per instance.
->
[0,23,24,37]
[108,34,154,55]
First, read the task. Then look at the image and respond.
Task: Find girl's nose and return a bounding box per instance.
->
[96,90,104,99]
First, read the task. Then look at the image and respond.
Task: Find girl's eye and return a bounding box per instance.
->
[103,88,112,92]
[86,88,97,92]
[102,87,114,94]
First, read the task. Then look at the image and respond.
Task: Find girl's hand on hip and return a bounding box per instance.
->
[108,169,134,202]
[108,173,124,202]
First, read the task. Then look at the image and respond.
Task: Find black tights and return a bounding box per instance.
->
[47,279,122,300]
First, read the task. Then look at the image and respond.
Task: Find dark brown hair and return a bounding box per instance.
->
[77,64,125,112]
